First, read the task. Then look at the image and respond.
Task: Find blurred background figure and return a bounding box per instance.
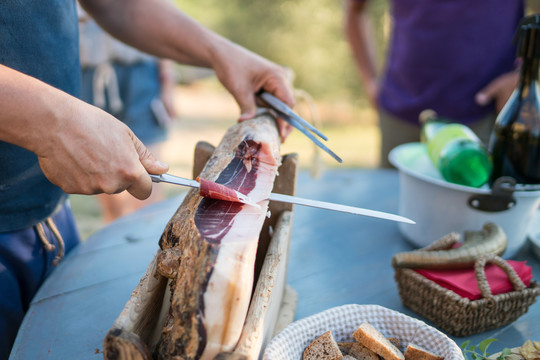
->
[78,5,177,222]
[344,0,525,168]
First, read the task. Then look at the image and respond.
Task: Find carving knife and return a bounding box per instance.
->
[150,173,415,224]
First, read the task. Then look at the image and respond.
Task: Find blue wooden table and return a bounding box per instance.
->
[9,169,540,359]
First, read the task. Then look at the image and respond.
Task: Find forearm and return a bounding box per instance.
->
[79,0,232,69]
[0,64,168,197]
[344,0,378,86]
[80,0,295,136]
[0,64,74,155]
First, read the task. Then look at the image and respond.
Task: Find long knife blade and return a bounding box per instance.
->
[268,192,415,224]
[150,173,415,224]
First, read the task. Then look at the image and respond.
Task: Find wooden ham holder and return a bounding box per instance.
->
[103,139,298,360]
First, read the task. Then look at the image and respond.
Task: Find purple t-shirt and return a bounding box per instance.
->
[378,0,524,124]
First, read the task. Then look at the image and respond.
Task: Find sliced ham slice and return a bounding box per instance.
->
[197,177,259,207]
[154,116,281,360]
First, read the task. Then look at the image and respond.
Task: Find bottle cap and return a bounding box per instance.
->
[419,109,438,125]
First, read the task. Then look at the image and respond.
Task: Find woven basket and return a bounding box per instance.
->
[394,254,540,337]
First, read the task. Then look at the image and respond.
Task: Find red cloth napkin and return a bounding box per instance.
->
[414,261,533,300]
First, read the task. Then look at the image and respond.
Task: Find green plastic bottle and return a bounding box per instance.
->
[419,110,493,187]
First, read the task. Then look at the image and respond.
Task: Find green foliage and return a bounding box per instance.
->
[461,339,513,360]
[174,0,389,102]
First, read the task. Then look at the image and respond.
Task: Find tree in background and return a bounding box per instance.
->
[175,0,389,105]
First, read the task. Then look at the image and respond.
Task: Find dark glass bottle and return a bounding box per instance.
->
[489,15,540,185]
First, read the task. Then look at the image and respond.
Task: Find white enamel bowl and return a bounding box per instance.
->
[389,142,540,258]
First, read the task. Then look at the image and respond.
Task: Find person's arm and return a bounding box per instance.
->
[80,0,294,138]
[344,0,379,107]
[0,64,168,199]
[158,59,177,122]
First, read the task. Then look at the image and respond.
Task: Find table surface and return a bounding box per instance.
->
[9,169,540,359]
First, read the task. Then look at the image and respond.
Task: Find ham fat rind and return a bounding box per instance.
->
[154,116,281,360]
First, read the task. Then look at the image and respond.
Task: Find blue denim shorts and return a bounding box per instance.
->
[81,60,168,146]
[0,202,80,359]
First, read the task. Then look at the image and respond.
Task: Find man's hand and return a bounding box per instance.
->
[0,64,168,200]
[363,78,379,109]
[475,71,519,113]
[37,103,168,200]
[210,41,295,141]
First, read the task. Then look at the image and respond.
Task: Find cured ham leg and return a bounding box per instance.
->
[154,116,281,360]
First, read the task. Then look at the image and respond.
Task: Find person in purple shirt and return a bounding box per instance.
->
[344,0,526,167]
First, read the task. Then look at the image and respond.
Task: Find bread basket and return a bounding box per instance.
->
[263,304,463,360]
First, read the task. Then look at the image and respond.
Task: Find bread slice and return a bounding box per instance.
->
[349,342,379,360]
[388,337,401,352]
[404,343,444,360]
[337,342,354,355]
[303,331,343,360]
[352,323,404,360]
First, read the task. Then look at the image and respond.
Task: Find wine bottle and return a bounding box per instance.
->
[489,14,540,185]
[420,109,493,188]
